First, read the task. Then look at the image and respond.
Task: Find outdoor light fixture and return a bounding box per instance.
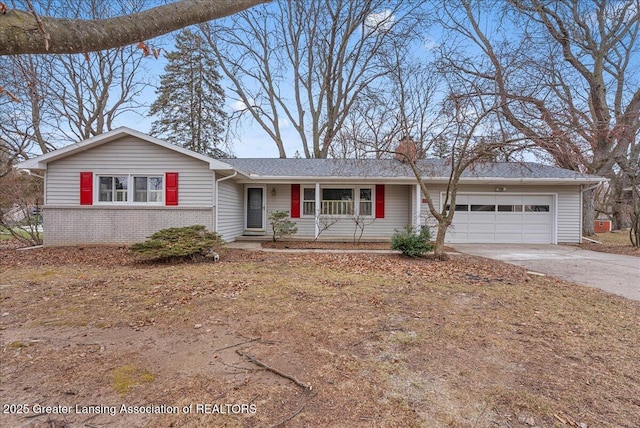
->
[271,187,277,197]
[495,187,507,192]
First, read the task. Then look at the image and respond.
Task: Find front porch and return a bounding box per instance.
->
[234,183,422,241]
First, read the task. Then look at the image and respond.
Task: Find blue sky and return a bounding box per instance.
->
[120,48,302,159]
[117,2,440,159]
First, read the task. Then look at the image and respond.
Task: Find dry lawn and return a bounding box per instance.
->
[1,246,639,428]
[581,230,640,257]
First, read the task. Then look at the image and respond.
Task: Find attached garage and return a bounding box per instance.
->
[445,193,555,244]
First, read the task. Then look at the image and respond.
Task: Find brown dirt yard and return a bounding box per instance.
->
[1,245,639,428]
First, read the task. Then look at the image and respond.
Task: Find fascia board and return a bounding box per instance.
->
[16,127,234,171]
[232,175,607,185]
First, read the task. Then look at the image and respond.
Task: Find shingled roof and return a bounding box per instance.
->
[224,158,603,183]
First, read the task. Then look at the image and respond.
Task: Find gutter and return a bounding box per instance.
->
[214,171,238,233]
[230,175,607,185]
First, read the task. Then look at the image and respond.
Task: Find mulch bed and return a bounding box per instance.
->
[260,240,391,250]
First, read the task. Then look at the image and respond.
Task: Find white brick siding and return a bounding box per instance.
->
[43,206,214,246]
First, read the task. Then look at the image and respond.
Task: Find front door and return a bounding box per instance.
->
[246,187,264,230]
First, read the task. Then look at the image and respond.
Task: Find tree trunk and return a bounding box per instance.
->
[610,177,631,230]
[582,188,596,236]
[630,182,640,247]
[433,221,449,260]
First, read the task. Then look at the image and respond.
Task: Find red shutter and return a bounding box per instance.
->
[291,184,300,218]
[165,172,178,206]
[80,172,93,205]
[375,184,385,219]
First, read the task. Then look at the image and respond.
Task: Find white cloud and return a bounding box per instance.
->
[365,9,394,32]
[231,99,248,111]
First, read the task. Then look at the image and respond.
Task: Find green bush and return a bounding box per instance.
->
[391,225,433,258]
[130,225,224,262]
[268,210,298,242]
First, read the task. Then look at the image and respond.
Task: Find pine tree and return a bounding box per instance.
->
[430,135,451,159]
[149,28,228,157]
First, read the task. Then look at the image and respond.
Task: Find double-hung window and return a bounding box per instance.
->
[97,175,163,204]
[303,188,316,216]
[134,176,163,202]
[359,189,372,216]
[99,176,128,202]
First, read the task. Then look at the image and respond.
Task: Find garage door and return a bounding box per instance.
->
[445,194,554,244]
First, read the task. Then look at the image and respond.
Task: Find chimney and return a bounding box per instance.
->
[395,135,418,163]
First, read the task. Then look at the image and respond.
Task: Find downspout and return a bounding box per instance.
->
[415,184,421,231]
[580,182,603,243]
[315,182,320,239]
[214,171,238,234]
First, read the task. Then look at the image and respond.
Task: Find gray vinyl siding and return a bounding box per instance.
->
[419,184,582,243]
[217,178,244,242]
[45,136,214,206]
[555,186,581,243]
[264,184,412,240]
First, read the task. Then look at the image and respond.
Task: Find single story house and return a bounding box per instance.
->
[17,127,604,246]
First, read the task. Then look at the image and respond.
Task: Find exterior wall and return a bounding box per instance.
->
[555,186,581,243]
[419,184,582,243]
[216,177,244,242]
[45,136,214,206]
[42,135,217,246]
[43,206,213,246]
[263,183,412,241]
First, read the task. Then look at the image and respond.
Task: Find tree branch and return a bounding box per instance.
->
[0,0,269,55]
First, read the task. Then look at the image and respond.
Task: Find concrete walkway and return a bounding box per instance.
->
[451,244,640,301]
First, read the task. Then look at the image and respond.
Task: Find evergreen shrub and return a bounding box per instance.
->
[391,225,433,258]
[130,225,224,262]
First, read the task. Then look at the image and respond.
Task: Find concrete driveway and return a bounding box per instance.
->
[451,244,640,301]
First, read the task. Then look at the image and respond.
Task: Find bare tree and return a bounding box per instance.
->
[202,0,428,158]
[434,0,640,235]
[0,54,56,175]
[331,72,438,159]
[0,168,43,246]
[617,127,640,246]
[347,36,527,258]
[48,46,150,142]
[349,212,376,244]
[402,94,522,259]
[0,0,268,56]
[1,0,155,169]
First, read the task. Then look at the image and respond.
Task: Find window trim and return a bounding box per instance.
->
[94,174,165,205]
[98,175,129,203]
[134,176,164,203]
[301,185,375,218]
[302,187,316,216]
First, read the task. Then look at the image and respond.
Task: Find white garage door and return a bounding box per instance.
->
[445,194,554,244]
